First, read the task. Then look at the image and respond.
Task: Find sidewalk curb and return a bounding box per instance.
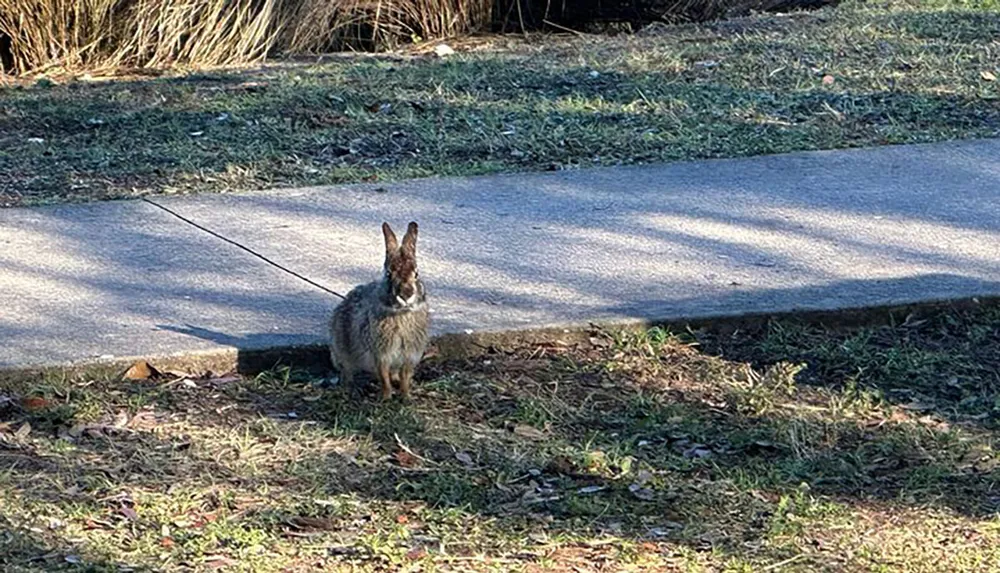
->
[2,295,995,382]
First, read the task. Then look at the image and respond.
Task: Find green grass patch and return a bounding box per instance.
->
[1,0,999,206]
[2,304,1000,570]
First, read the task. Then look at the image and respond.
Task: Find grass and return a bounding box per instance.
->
[1,0,999,207]
[2,304,999,571]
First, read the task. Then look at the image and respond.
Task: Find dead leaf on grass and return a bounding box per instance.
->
[14,422,31,439]
[513,424,546,440]
[629,483,655,501]
[112,411,131,428]
[120,505,138,521]
[124,360,160,381]
[203,555,238,569]
[982,70,997,82]
[287,516,336,531]
[21,396,50,411]
[455,451,474,465]
[406,548,427,560]
[395,449,421,468]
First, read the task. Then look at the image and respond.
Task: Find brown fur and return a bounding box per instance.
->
[329,221,429,400]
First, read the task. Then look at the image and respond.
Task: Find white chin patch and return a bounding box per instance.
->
[396,294,418,307]
[396,295,407,306]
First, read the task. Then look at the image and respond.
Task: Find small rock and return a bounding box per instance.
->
[434,44,456,57]
[629,483,655,501]
[588,70,600,78]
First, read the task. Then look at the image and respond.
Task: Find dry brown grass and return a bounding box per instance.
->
[0,0,496,75]
[0,0,829,76]
[283,0,495,53]
[0,0,282,76]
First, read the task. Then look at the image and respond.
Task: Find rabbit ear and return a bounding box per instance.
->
[382,222,399,254]
[402,221,418,254]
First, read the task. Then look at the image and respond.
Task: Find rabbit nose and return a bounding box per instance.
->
[398,284,415,300]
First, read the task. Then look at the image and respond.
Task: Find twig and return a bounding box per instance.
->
[542,19,587,37]
[760,553,806,571]
[394,433,439,466]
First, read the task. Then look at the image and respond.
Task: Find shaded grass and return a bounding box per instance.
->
[2,304,1000,571]
[1,0,999,206]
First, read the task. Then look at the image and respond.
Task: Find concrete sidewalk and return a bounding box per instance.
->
[2,139,999,370]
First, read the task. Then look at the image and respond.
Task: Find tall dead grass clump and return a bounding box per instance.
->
[281,0,495,52]
[0,0,283,76]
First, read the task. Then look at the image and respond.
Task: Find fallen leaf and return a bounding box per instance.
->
[406,548,427,560]
[822,74,835,85]
[203,555,237,568]
[648,527,672,537]
[112,411,131,428]
[545,455,577,475]
[84,518,113,530]
[64,555,82,564]
[749,440,782,452]
[577,485,607,494]
[629,483,655,501]
[14,422,31,439]
[455,452,474,465]
[120,505,138,521]
[124,360,160,381]
[126,411,158,429]
[528,532,549,544]
[589,336,611,348]
[396,514,409,525]
[287,516,335,531]
[159,537,175,548]
[513,424,546,440]
[21,396,50,411]
[683,445,713,459]
[635,470,653,485]
[236,81,267,91]
[68,423,88,438]
[982,70,997,82]
[395,449,420,468]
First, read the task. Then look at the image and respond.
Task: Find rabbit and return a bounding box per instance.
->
[329,221,429,400]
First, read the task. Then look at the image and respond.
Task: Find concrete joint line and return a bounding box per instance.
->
[140,197,346,300]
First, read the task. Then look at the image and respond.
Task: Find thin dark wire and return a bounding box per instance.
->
[141,197,346,299]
